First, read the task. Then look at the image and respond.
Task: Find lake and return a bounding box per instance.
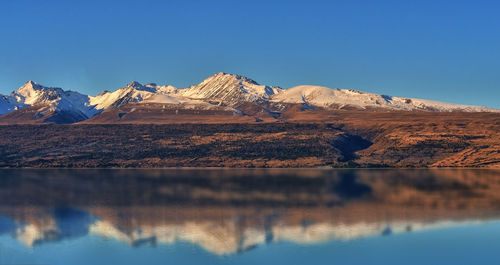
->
[0,168,499,265]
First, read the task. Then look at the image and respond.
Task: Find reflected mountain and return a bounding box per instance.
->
[0,169,499,255]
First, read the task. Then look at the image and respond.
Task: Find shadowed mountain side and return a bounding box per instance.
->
[0,104,90,124]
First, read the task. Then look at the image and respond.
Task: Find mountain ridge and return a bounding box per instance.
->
[0,73,498,124]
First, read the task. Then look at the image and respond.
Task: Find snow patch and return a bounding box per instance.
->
[271,85,500,112]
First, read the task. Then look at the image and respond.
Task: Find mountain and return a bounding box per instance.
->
[11,81,99,116]
[0,74,498,124]
[89,81,171,110]
[0,81,99,124]
[270,85,499,112]
[180,72,282,106]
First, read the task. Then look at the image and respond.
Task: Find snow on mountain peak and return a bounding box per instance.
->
[12,81,63,106]
[156,84,178,94]
[126,81,143,88]
[90,81,158,109]
[0,81,101,120]
[181,72,282,105]
[212,72,259,84]
[24,80,38,87]
[122,81,156,93]
[271,85,500,112]
[1,74,499,122]
[18,80,41,93]
[97,90,111,96]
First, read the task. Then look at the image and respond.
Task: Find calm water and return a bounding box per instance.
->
[0,169,499,265]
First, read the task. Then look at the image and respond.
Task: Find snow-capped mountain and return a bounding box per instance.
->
[0,73,498,124]
[180,72,282,106]
[89,73,282,111]
[89,81,178,109]
[270,85,499,112]
[2,81,99,119]
[156,83,178,94]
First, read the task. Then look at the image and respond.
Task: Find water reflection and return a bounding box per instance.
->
[0,169,499,255]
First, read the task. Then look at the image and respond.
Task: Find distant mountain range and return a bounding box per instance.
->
[0,72,498,124]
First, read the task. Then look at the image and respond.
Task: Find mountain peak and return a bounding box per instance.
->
[14,81,67,99]
[20,80,43,91]
[3,74,498,123]
[126,81,143,88]
[3,81,100,119]
[13,81,49,101]
[123,81,159,93]
[211,72,231,77]
[180,73,281,105]
[205,72,259,86]
[97,90,111,96]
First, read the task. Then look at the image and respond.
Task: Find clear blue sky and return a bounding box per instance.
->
[1,0,499,107]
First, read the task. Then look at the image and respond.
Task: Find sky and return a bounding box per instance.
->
[0,0,499,107]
